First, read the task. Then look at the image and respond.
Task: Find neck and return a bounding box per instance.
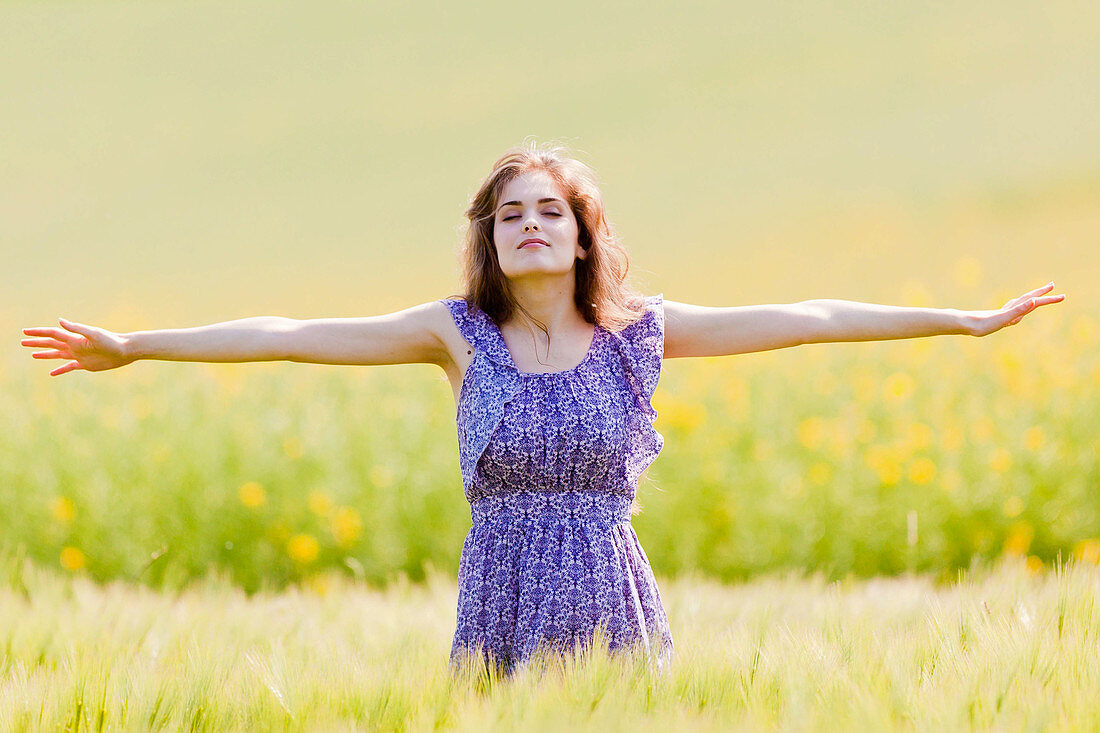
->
[505,277,585,332]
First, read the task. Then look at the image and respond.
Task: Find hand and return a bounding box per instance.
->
[20,318,135,376]
[964,282,1066,337]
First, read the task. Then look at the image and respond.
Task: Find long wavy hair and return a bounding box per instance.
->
[453,139,649,342]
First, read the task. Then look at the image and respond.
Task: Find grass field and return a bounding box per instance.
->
[2,553,1097,731]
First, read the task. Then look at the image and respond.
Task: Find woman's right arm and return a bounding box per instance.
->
[22,301,457,376]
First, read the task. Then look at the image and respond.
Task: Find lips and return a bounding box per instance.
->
[520,238,548,249]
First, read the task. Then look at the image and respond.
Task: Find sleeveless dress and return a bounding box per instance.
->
[439,293,674,676]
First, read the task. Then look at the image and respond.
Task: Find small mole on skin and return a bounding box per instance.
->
[467,350,472,354]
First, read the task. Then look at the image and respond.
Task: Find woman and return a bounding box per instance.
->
[21,140,1065,677]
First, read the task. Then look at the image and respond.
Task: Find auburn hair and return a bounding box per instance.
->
[452,138,650,338]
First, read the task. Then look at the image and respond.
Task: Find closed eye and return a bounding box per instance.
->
[502,212,562,221]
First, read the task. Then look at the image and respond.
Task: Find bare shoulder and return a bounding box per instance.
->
[425,298,476,407]
[410,299,464,369]
[423,298,473,374]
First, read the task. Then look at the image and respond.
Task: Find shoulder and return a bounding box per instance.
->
[388,300,463,368]
[431,297,484,373]
[618,293,664,338]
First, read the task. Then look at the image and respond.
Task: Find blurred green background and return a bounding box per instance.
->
[3,0,1097,591]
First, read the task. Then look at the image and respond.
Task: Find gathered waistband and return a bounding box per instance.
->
[470,491,632,527]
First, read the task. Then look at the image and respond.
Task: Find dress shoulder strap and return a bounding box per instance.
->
[438,297,514,368]
[617,293,664,401]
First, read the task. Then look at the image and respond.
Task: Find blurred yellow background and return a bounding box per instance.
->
[2,1,1096,589]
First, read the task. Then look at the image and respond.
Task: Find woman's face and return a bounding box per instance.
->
[492,170,585,282]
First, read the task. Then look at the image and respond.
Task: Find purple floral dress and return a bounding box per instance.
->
[439,293,674,675]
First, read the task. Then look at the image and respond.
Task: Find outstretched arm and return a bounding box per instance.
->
[663,282,1065,358]
[801,282,1065,343]
[21,301,455,376]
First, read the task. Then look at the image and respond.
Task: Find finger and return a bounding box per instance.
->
[24,327,81,348]
[50,361,81,377]
[1004,283,1056,309]
[33,350,68,359]
[23,327,65,337]
[1017,282,1054,299]
[59,318,98,339]
[21,338,66,349]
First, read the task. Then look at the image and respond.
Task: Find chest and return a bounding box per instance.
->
[497,323,598,374]
[480,376,631,465]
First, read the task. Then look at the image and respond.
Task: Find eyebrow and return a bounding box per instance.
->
[496,197,566,213]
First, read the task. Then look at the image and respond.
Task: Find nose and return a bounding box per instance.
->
[523,220,540,232]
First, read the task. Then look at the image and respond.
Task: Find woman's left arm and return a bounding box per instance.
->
[801,282,1065,343]
[663,282,1065,358]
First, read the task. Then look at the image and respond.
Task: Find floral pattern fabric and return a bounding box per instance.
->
[439,293,674,675]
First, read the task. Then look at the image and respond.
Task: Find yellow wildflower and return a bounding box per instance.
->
[989,448,1013,474]
[971,416,994,444]
[941,425,965,453]
[60,546,85,571]
[1072,538,1100,565]
[306,573,330,597]
[907,338,932,364]
[883,372,915,403]
[798,416,826,450]
[331,507,363,548]
[1003,521,1034,556]
[50,496,75,524]
[995,349,1022,379]
[1023,426,1045,452]
[659,399,706,434]
[283,436,304,460]
[826,427,853,459]
[907,457,937,485]
[1025,555,1043,576]
[239,482,266,509]
[872,455,902,485]
[307,490,333,517]
[287,534,320,564]
[905,422,933,451]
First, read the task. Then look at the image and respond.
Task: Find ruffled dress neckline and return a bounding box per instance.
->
[489,317,603,377]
